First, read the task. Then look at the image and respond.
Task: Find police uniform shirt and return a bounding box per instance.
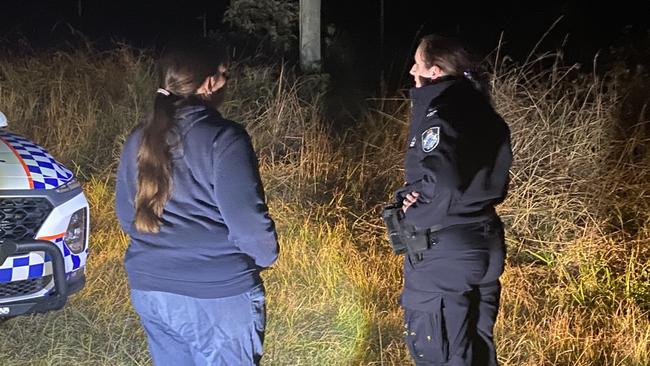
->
[401,75,512,231]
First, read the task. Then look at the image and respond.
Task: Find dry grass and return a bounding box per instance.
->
[0,44,648,365]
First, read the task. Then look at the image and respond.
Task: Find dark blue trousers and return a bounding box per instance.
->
[401,218,505,366]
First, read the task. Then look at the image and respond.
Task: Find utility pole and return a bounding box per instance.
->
[380,0,385,95]
[299,0,321,73]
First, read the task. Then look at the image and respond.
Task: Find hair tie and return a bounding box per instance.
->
[156,88,171,96]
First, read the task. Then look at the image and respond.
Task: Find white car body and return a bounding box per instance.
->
[0,111,90,317]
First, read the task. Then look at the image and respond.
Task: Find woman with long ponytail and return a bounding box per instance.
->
[115,39,278,366]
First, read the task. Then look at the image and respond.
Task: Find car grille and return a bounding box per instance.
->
[0,275,52,298]
[0,197,53,241]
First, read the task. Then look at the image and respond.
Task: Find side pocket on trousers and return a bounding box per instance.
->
[249,288,266,345]
[130,289,158,321]
[403,297,449,363]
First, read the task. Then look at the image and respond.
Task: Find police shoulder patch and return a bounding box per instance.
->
[421,126,440,153]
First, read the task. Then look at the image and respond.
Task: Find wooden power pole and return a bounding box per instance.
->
[299,0,321,73]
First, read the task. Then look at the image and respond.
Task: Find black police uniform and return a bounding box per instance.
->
[398,75,512,365]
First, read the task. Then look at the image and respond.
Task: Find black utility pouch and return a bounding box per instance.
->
[403,229,429,252]
[402,227,430,262]
[382,204,407,254]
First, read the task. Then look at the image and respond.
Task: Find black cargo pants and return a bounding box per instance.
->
[400,218,505,366]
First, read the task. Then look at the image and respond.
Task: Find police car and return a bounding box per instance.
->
[0,111,89,317]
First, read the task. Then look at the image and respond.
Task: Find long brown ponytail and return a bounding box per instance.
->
[134,39,226,233]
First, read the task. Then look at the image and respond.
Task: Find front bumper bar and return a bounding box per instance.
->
[0,239,76,317]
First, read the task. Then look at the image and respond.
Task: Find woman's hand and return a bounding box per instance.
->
[402,191,420,213]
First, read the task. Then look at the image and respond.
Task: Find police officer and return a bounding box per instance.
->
[395,34,512,365]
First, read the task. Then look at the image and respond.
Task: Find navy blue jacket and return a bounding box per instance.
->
[401,76,512,231]
[115,102,279,299]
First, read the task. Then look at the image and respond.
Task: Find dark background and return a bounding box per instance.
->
[1,0,648,92]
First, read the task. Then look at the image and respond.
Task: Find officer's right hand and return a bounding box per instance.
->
[402,191,420,213]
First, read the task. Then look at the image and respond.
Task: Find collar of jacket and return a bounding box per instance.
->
[175,102,223,135]
[409,75,458,107]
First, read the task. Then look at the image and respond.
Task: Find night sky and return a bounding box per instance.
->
[1,0,648,90]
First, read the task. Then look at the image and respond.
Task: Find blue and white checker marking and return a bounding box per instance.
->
[0,237,87,283]
[0,252,51,282]
[0,131,73,189]
[48,237,88,274]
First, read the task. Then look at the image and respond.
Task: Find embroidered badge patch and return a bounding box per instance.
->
[409,136,416,148]
[421,127,440,153]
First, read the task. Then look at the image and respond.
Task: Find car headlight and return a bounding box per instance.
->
[65,208,87,254]
[55,178,81,193]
